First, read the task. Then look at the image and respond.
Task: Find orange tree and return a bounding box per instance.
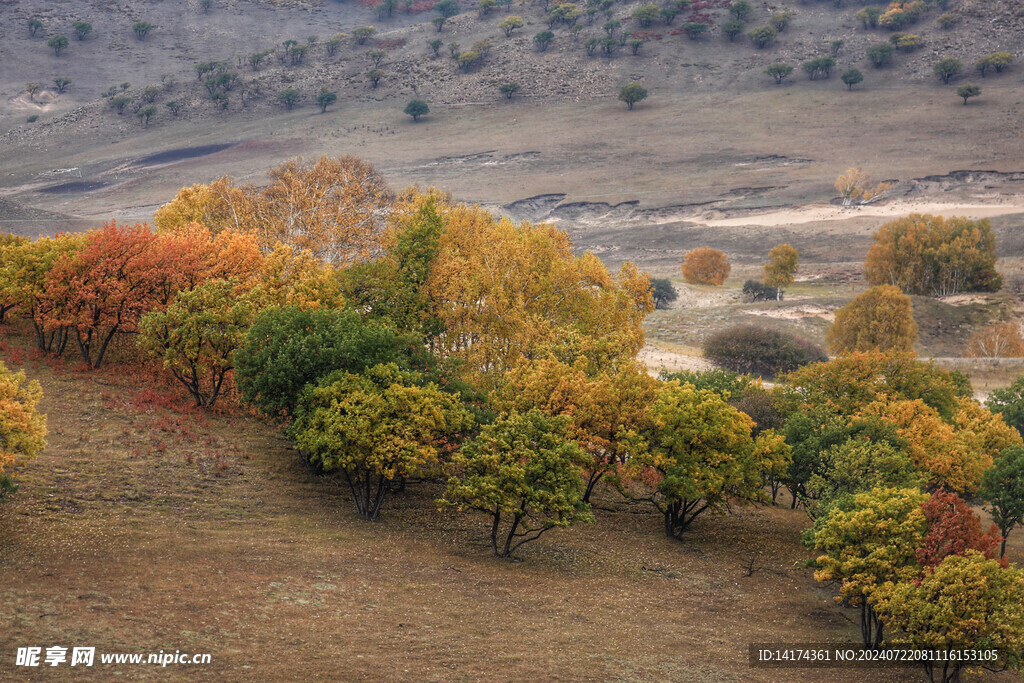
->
[965,321,1024,358]
[681,246,730,285]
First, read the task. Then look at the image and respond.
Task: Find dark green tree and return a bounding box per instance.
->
[404,99,429,121]
[73,21,93,41]
[277,88,301,109]
[132,21,155,40]
[765,62,793,84]
[980,446,1024,558]
[956,83,981,104]
[933,58,962,84]
[841,68,864,90]
[618,82,647,109]
[48,34,70,56]
[316,88,337,112]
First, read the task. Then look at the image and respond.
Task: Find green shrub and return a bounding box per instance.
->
[704,325,827,378]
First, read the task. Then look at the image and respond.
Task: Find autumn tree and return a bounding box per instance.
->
[40,223,189,368]
[439,409,592,558]
[681,247,730,285]
[812,487,927,648]
[0,234,30,322]
[138,279,260,406]
[291,364,471,520]
[494,356,659,503]
[763,243,798,299]
[917,489,1001,569]
[0,362,47,500]
[834,167,890,206]
[827,285,919,354]
[966,321,1024,358]
[863,214,1001,296]
[627,381,790,539]
[872,553,1024,683]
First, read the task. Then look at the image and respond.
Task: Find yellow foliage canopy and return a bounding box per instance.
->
[827,285,918,355]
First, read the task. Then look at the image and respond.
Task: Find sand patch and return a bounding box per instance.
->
[744,305,836,322]
[689,200,1024,228]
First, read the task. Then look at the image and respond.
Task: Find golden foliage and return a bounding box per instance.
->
[763,243,799,290]
[0,361,47,477]
[834,167,892,206]
[827,285,918,354]
[680,247,730,286]
[965,321,1024,358]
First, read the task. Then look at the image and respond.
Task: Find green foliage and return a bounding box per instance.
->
[747,25,776,48]
[628,38,644,55]
[404,99,429,121]
[933,57,962,83]
[27,18,43,37]
[680,21,707,39]
[729,0,751,20]
[980,446,1024,557]
[292,364,472,520]
[435,0,460,17]
[721,18,745,41]
[632,382,790,538]
[742,280,776,301]
[73,21,93,41]
[956,83,981,104]
[132,21,155,40]
[648,277,677,309]
[660,368,754,400]
[802,56,836,79]
[770,11,792,32]
[618,82,647,109]
[439,409,592,558]
[367,67,385,86]
[456,51,479,70]
[765,63,793,84]
[428,38,444,55]
[138,280,258,407]
[632,3,660,27]
[866,42,894,67]
[316,88,337,112]
[498,15,523,37]
[704,325,827,378]
[110,95,131,114]
[47,34,69,56]
[841,68,863,90]
[499,81,521,99]
[856,6,882,28]
[234,306,420,417]
[976,53,1013,76]
[353,26,376,44]
[137,105,158,127]
[533,30,554,51]
[986,377,1024,438]
[277,88,301,109]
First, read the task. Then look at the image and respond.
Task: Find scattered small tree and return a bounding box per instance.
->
[987,378,1024,438]
[841,68,863,90]
[770,11,792,32]
[53,77,71,94]
[498,15,523,37]
[316,88,337,112]
[200,0,213,12]
[933,58,962,84]
[632,3,660,27]
[428,38,444,56]
[956,83,981,105]
[27,18,43,37]
[722,19,745,41]
[681,22,707,39]
[499,81,521,100]
[404,99,429,121]
[748,25,777,49]
[353,26,376,44]
[618,82,647,110]
[277,88,301,109]
[979,51,1013,75]
[73,21,93,41]
[650,278,678,309]
[137,105,157,127]
[936,12,957,29]
[367,67,384,86]
[110,95,131,114]
[25,83,42,101]
[48,34,70,56]
[834,167,890,205]
[628,38,644,55]
[866,42,894,68]
[830,39,844,58]
[534,30,555,51]
[729,0,752,20]
[132,21,155,40]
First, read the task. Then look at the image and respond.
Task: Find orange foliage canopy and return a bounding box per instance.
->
[917,490,1003,568]
[681,247,730,286]
[965,322,1024,358]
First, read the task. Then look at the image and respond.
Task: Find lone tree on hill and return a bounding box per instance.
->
[765,63,793,84]
[27,18,43,37]
[957,84,981,104]
[748,25,777,49]
[73,21,93,41]
[26,83,42,101]
[132,21,155,40]
[681,247,730,285]
[933,58,962,84]
[722,19,745,41]
[498,15,523,37]
[499,82,521,99]
[53,77,71,93]
[48,34,69,56]
[867,42,894,68]
[137,105,157,127]
[316,88,337,113]
[534,30,554,51]
[841,68,864,90]
[404,99,429,121]
[618,82,647,110]
[730,0,752,20]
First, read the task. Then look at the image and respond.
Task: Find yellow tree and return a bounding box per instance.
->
[0,362,47,497]
[493,356,659,502]
[827,285,918,354]
[965,321,1024,358]
[681,246,730,285]
[834,167,891,207]
[152,177,253,235]
[763,243,798,300]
